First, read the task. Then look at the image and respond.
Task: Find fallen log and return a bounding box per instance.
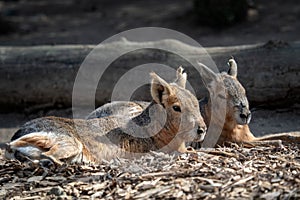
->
[0,40,299,111]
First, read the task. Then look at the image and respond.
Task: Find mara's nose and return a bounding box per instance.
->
[195,125,207,142]
[240,112,252,124]
[197,126,206,135]
[239,113,247,119]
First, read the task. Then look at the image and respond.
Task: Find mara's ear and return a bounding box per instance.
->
[174,66,187,88]
[197,62,222,95]
[227,58,237,78]
[197,61,219,87]
[150,72,173,104]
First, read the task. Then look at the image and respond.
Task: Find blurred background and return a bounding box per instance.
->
[0,0,299,46]
[0,0,299,143]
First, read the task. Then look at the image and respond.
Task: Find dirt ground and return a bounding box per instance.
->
[0,0,299,47]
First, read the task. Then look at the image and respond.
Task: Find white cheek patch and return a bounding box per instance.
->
[198,132,206,142]
[247,117,251,124]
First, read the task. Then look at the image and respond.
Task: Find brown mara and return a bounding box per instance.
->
[5,71,207,165]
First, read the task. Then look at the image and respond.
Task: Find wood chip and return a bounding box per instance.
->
[27,176,44,183]
[1,144,300,199]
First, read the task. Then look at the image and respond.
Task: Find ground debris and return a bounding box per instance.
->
[0,145,300,199]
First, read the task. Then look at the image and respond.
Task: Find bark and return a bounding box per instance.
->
[0,40,299,110]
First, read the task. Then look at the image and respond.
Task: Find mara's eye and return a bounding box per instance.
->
[172,105,181,112]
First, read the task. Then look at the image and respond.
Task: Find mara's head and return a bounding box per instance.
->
[150,69,207,143]
[198,58,251,126]
[222,59,251,125]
